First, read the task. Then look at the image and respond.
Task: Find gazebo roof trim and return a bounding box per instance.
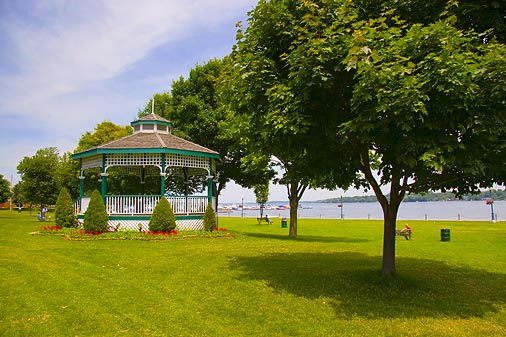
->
[131,113,173,127]
[72,131,219,159]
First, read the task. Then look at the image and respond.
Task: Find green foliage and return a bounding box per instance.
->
[75,121,132,152]
[231,0,506,271]
[16,147,60,208]
[141,58,272,197]
[203,202,216,231]
[54,188,75,228]
[0,174,10,204]
[148,197,176,232]
[83,190,108,232]
[254,182,269,217]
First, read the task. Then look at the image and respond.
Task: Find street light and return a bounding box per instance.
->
[340,194,343,219]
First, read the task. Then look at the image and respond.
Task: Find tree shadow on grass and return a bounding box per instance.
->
[229,252,506,319]
[242,232,369,243]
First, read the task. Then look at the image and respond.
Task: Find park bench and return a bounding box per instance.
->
[257,217,273,225]
[396,228,412,240]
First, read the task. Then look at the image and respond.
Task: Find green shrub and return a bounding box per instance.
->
[203,202,216,231]
[55,187,76,228]
[149,197,176,232]
[83,190,108,232]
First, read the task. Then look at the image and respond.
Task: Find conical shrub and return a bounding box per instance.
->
[83,190,108,232]
[203,202,216,231]
[55,187,76,228]
[149,197,176,232]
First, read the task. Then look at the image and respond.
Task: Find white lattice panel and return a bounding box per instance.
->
[106,153,161,168]
[108,219,203,231]
[166,154,209,171]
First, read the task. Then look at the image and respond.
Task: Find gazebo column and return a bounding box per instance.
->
[160,153,166,196]
[100,154,107,203]
[79,169,85,211]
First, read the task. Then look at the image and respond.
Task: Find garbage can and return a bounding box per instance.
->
[440,228,450,242]
[281,217,287,228]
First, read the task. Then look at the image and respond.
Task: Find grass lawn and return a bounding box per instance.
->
[1,210,505,336]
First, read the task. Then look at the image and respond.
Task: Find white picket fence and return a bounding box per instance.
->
[75,195,209,215]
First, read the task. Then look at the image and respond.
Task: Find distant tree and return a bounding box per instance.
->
[75,121,132,152]
[56,152,80,200]
[148,197,176,232]
[17,147,60,211]
[0,174,10,204]
[254,182,269,218]
[83,190,108,232]
[140,58,274,201]
[138,92,171,117]
[55,188,76,228]
[203,202,216,231]
[11,182,23,206]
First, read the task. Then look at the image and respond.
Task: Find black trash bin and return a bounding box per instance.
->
[440,228,450,242]
[281,217,287,228]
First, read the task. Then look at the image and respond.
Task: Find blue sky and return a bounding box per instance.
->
[0,0,362,203]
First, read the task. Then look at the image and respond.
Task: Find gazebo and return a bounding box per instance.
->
[72,114,220,230]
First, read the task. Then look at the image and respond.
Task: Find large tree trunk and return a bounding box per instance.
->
[288,194,299,238]
[286,179,306,238]
[381,203,400,275]
[359,149,405,275]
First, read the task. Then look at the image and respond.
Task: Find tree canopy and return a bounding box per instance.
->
[224,0,358,236]
[140,58,274,200]
[0,174,10,204]
[16,147,61,209]
[228,0,506,274]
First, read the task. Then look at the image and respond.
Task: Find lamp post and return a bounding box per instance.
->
[339,194,343,219]
[487,198,495,223]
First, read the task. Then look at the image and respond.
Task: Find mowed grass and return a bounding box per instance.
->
[1,210,505,336]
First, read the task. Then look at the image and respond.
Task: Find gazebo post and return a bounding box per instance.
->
[100,154,107,203]
[160,153,166,196]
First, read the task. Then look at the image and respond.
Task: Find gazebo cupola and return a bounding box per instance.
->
[72,114,220,231]
[131,113,173,134]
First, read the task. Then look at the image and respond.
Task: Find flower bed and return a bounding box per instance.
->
[34,226,232,241]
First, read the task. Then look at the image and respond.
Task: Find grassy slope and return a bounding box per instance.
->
[1,211,505,336]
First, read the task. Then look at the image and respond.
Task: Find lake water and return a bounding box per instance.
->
[218,200,504,222]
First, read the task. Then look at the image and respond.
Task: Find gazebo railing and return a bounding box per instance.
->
[75,195,209,215]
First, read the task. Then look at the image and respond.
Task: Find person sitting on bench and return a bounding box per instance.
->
[264,214,272,224]
[400,224,412,240]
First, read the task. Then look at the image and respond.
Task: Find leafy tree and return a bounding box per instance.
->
[229,0,506,273]
[251,0,506,273]
[138,92,171,117]
[83,190,108,232]
[148,197,176,232]
[11,182,23,206]
[55,187,76,228]
[140,59,274,201]
[75,121,132,152]
[254,182,269,218]
[0,174,10,204]
[225,0,356,237]
[17,147,60,211]
[203,202,216,231]
[56,152,80,200]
